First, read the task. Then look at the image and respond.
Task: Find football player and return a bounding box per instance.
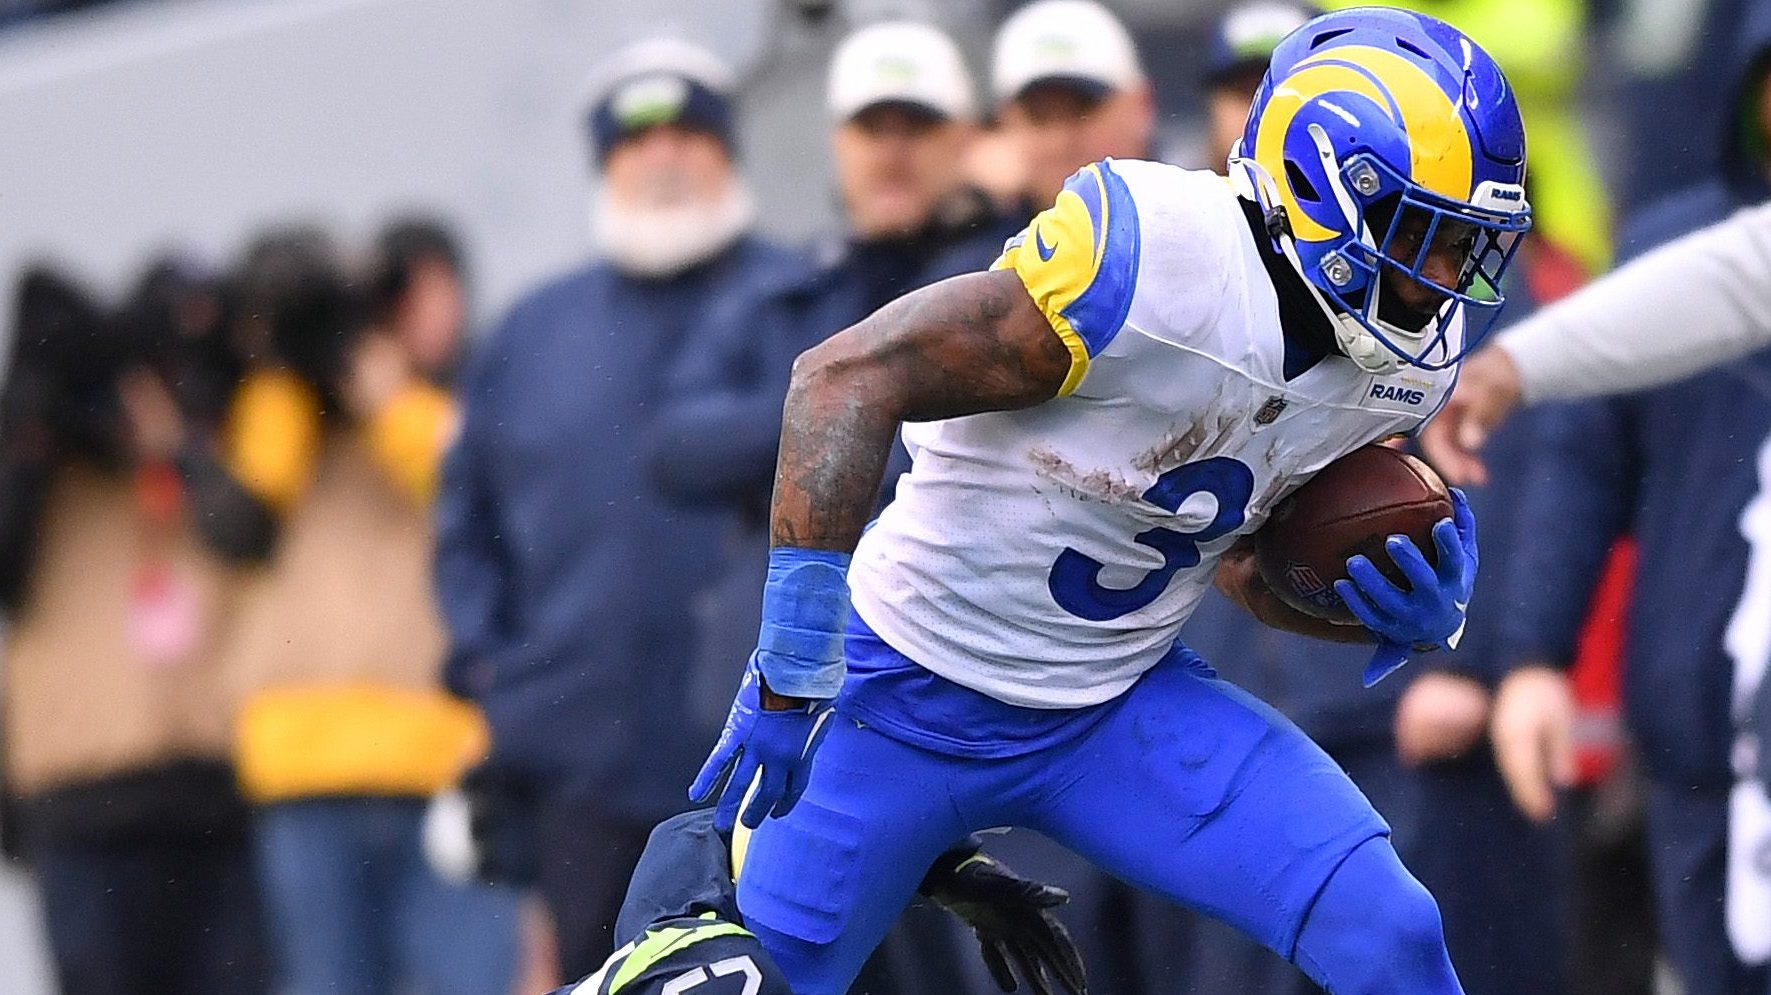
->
[551,809,1086,995]
[692,9,1530,994]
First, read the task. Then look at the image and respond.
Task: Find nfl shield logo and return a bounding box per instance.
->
[1255,395,1288,425]
[1285,562,1325,598]
[1286,562,1345,613]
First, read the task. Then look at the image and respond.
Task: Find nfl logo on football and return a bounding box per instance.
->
[1285,562,1325,598]
[1285,561,1347,614]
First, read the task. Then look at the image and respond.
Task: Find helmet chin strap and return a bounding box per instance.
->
[1332,313,1406,374]
[1306,122,1429,376]
[1230,154,1409,375]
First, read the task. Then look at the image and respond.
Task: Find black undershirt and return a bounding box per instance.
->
[1236,198,1340,381]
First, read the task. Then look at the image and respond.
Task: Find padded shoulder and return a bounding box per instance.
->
[993,159,1142,394]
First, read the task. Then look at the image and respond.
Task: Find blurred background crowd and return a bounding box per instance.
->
[0,0,1762,993]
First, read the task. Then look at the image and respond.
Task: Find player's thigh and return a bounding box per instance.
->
[1027,659,1388,959]
[735,713,966,994]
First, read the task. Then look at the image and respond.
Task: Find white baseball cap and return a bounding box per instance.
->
[827,20,976,122]
[991,0,1145,104]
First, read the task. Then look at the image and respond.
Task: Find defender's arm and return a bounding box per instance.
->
[770,268,1073,552]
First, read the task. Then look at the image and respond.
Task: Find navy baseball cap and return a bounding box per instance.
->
[587,39,737,163]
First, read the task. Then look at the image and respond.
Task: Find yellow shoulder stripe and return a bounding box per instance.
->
[993,161,1141,396]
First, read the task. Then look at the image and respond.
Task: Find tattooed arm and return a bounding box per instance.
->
[704,268,1070,725]
[769,268,1072,553]
[686,269,1076,823]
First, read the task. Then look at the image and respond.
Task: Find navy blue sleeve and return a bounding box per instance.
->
[615,810,742,939]
[432,337,515,700]
[645,287,796,508]
[1494,398,1639,672]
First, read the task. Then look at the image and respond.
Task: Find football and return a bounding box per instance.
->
[1253,445,1453,624]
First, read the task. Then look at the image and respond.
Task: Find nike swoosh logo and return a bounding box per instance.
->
[1035,226,1058,261]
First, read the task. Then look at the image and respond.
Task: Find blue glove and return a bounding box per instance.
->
[689,547,851,832]
[689,659,836,831]
[1359,641,1414,689]
[1333,488,1478,687]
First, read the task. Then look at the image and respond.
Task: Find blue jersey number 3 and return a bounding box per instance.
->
[1048,456,1255,621]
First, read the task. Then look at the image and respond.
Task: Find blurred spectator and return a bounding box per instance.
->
[0,263,271,995]
[368,218,468,389]
[1414,5,1771,991]
[1321,0,1613,275]
[358,218,470,505]
[0,0,118,29]
[432,38,802,982]
[218,227,517,995]
[959,121,1028,217]
[990,0,1156,211]
[1201,2,1316,171]
[1608,0,1771,259]
[1489,176,1771,995]
[1485,340,1771,995]
[119,255,240,431]
[646,19,1016,992]
[649,18,1008,529]
[1608,0,1752,212]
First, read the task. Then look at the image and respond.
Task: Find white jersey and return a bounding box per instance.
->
[847,159,1461,708]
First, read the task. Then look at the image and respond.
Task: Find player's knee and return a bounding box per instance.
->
[1328,840,1447,961]
[1369,868,1448,960]
[1296,838,1460,994]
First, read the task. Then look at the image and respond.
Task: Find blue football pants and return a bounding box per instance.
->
[735,652,1463,995]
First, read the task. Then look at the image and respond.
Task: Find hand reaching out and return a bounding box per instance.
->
[1419,347,1524,486]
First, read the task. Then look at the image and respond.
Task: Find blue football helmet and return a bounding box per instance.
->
[1229,7,1531,373]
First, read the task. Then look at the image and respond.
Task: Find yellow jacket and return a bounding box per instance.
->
[223,370,483,804]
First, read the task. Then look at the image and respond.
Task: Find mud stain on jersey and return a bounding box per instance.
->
[1027,447,1144,504]
[1253,437,1292,507]
[1134,383,1241,475]
[1134,422,1210,476]
[1134,415,1241,475]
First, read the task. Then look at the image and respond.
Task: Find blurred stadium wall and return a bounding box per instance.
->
[0,0,1003,351]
